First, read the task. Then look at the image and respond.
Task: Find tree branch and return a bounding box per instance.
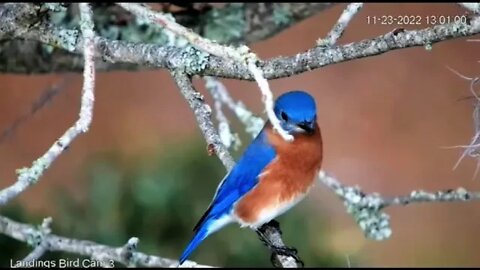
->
[318,171,480,240]
[117,3,243,62]
[2,4,479,81]
[255,15,480,81]
[170,70,235,170]
[205,76,241,150]
[0,215,213,268]
[2,10,477,82]
[0,3,334,74]
[18,217,52,264]
[0,3,97,206]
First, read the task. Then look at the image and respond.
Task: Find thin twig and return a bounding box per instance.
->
[204,76,264,138]
[0,3,97,206]
[317,3,364,47]
[205,77,241,150]
[116,3,243,61]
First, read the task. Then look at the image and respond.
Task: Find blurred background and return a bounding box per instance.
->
[1,2,480,267]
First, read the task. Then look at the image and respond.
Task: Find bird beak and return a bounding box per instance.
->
[297,122,315,134]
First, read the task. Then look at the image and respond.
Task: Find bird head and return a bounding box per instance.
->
[273,90,317,135]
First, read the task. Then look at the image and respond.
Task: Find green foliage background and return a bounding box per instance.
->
[0,139,344,267]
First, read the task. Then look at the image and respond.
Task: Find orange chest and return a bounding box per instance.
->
[233,128,323,225]
[261,136,323,199]
[264,125,324,195]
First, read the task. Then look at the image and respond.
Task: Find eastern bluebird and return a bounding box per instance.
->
[178,90,323,265]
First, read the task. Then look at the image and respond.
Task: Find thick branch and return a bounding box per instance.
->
[0,3,334,73]
[0,215,212,268]
[2,4,480,77]
[2,11,478,80]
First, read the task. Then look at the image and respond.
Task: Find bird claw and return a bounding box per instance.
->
[256,221,304,267]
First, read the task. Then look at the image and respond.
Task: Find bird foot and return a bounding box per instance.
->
[256,221,304,267]
[257,232,304,267]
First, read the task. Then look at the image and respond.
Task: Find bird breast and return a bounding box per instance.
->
[233,122,323,228]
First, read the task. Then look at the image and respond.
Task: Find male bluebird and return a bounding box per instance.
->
[178,90,323,265]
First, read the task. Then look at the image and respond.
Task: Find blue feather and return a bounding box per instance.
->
[179,127,276,264]
[179,222,209,265]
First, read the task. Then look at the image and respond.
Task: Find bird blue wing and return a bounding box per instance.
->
[180,128,276,265]
[192,128,276,232]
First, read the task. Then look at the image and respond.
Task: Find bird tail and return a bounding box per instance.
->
[178,214,232,266]
[178,223,210,265]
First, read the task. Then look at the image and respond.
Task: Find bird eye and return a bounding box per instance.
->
[280,111,289,121]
